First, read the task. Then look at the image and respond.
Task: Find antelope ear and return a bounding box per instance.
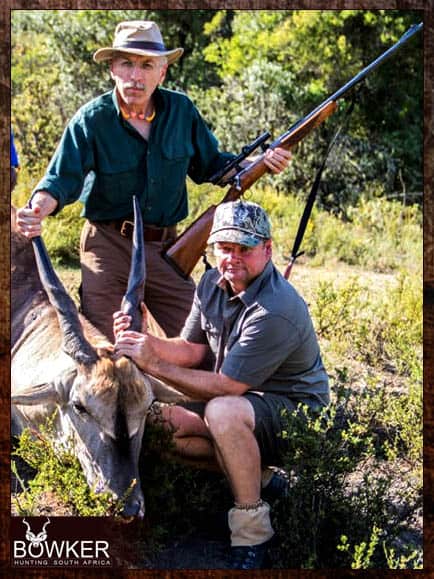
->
[12,382,59,406]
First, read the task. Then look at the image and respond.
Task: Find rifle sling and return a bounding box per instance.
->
[284,98,356,280]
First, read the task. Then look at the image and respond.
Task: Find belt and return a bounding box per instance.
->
[97,219,177,242]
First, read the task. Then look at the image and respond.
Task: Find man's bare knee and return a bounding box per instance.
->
[205,396,255,436]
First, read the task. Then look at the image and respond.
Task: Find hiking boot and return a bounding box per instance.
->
[229,540,271,569]
[262,470,290,502]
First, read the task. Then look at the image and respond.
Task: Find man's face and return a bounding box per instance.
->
[214,240,272,294]
[110,53,167,108]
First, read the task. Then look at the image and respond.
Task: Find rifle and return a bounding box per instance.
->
[163,22,423,279]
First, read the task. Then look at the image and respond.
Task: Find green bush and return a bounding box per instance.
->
[12,417,123,516]
[307,195,421,273]
[138,422,231,551]
[271,381,421,569]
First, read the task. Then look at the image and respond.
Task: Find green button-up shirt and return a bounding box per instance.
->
[34,88,233,225]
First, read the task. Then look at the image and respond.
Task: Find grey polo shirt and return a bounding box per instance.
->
[181,260,329,406]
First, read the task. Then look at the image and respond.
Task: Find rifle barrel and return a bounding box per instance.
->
[331,22,423,102]
[274,22,423,148]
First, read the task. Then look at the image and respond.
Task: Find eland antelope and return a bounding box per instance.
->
[11,198,158,518]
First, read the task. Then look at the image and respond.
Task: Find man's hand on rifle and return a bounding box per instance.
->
[263,147,292,174]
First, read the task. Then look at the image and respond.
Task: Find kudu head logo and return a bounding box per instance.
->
[22,518,50,546]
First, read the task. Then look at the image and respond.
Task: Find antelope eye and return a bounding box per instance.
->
[72,401,87,415]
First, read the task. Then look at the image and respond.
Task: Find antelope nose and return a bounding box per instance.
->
[121,498,144,519]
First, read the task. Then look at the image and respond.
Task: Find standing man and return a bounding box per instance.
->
[15,20,291,341]
[114,200,329,569]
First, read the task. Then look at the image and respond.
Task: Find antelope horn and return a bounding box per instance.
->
[32,236,98,365]
[22,518,31,532]
[120,196,146,332]
[42,517,50,532]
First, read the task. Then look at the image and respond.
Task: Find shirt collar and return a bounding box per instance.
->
[112,89,121,116]
[216,260,274,306]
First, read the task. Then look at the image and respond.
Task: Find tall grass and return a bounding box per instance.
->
[12,171,422,275]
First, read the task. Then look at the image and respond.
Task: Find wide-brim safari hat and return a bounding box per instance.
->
[93,21,183,65]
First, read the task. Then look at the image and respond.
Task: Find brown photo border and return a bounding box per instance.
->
[1,1,432,577]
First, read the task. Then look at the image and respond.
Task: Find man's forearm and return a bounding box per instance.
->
[147,335,207,368]
[113,330,239,398]
[146,356,247,401]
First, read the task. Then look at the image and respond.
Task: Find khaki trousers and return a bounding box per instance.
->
[79,220,195,341]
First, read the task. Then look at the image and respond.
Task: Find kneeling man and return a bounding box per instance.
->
[114,200,329,569]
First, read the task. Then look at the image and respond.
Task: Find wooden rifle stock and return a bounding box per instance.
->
[162,205,217,278]
[163,100,337,278]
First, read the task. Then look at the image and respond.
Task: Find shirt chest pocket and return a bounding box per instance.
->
[162,140,194,160]
[225,311,247,351]
[96,147,146,200]
[160,142,194,187]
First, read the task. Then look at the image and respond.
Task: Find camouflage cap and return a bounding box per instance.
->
[208,200,271,247]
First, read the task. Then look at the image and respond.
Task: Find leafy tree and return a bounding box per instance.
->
[196,10,422,211]
[12,9,422,212]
